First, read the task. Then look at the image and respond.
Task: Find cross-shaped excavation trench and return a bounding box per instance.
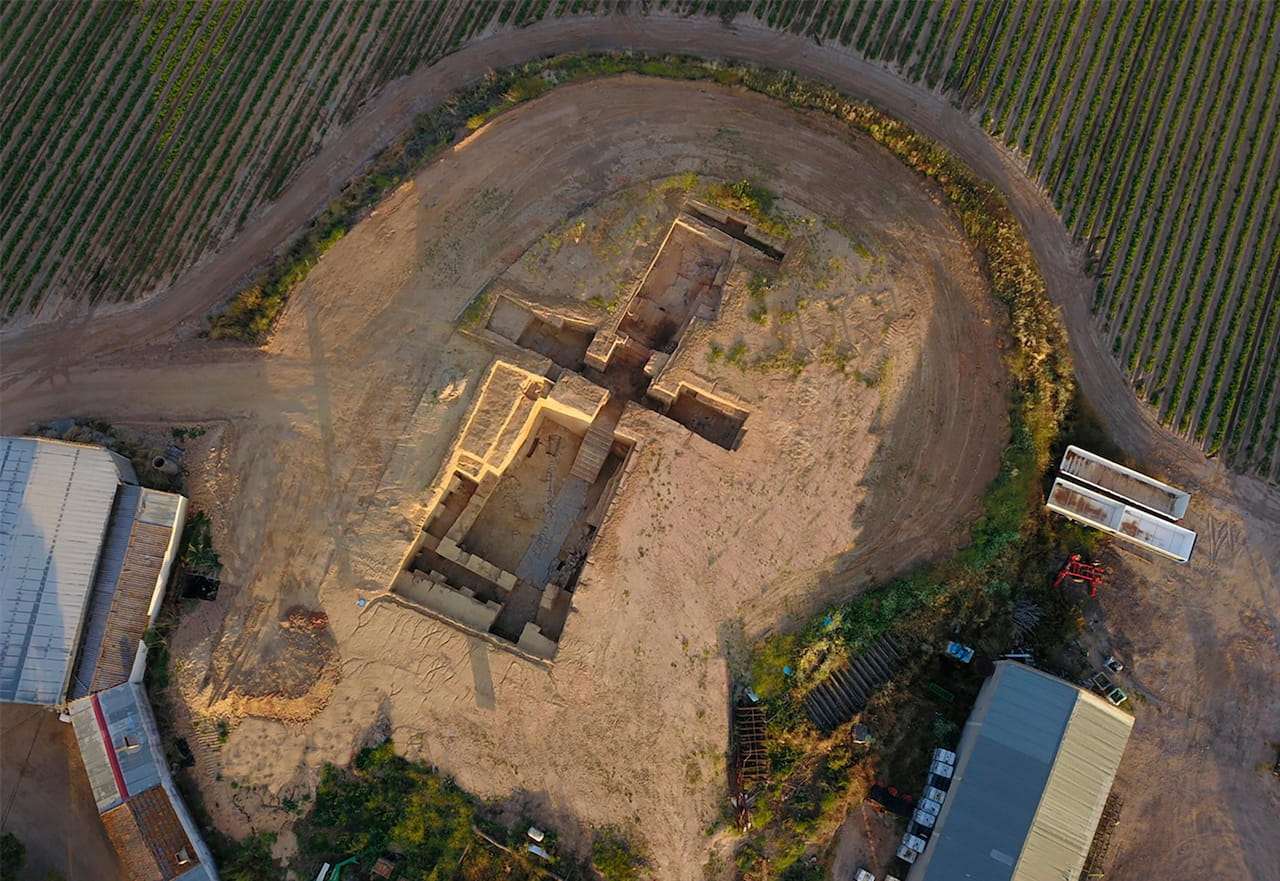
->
[389,204,780,660]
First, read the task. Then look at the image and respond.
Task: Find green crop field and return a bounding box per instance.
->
[3,0,1276,479]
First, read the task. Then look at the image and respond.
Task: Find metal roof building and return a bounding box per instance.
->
[70,682,218,881]
[1,437,135,703]
[0,437,187,706]
[1,438,211,879]
[907,662,1133,881]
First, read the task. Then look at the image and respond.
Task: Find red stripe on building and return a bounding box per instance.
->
[91,693,129,801]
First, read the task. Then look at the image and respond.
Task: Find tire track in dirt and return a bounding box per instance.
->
[2,14,1277,879]
[6,12,1271,505]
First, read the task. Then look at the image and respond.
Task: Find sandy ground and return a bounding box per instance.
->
[0,703,123,881]
[0,78,1007,880]
[193,80,1006,879]
[0,14,1276,881]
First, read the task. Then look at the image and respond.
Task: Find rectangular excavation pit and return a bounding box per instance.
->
[461,411,586,575]
[486,295,596,370]
[616,220,732,352]
[396,204,783,660]
[686,200,786,261]
[664,385,748,450]
[398,363,636,659]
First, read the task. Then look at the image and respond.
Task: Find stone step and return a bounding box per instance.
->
[569,400,622,483]
[569,434,612,482]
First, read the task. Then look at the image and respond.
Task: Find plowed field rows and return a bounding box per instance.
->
[3,0,1276,477]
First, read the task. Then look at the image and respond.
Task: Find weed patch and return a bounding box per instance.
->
[291,742,643,881]
[706,179,790,237]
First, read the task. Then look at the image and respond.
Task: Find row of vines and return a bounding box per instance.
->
[0,0,590,320]
[3,0,1275,478]
[722,0,1278,479]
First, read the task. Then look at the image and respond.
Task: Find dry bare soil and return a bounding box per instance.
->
[2,36,1277,881]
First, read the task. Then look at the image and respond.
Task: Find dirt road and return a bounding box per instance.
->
[4,11,1270,506]
[140,77,1006,880]
[2,12,1275,881]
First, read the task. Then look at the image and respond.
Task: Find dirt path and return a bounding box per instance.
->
[2,13,1276,881]
[0,12,1262,497]
[100,76,1002,881]
[0,702,123,881]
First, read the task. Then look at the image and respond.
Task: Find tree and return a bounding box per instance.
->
[0,833,27,881]
[220,833,277,881]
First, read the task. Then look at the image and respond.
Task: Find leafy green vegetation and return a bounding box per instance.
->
[180,510,222,573]
[290,741,643,881]
[0,833,26,881]
[458,290,492,328]
[746,271,772,324]
[141,625,172,690]
[303,743,475,876]
[706,179,789,237]
[219,833,278,881]
[590,827,645,881]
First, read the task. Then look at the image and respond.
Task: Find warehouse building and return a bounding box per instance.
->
[0,436,187,705]
[70,682,218,881]
[1,437,218,880]
[908,662,1133,881]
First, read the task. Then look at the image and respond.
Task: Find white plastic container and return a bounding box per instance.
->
[902,833,928,854]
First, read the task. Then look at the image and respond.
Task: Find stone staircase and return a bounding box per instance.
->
[803,635,901,730]
[570,399,622,483]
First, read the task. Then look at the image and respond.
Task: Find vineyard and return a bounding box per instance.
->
[2,0,1276,478]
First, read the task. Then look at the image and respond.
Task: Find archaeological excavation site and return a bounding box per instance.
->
[389,203,782,660]
[6,4,1279,876]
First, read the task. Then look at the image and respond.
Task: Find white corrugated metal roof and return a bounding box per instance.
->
[1018,689,1132,877]
[0,437,134,705]
[908,662,1133,881]
[69,682,164,812]
[70,682,221,880]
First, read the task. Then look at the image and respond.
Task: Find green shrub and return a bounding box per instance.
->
[180,510,221,573]
[707,179,788,236]
[143,626,171,690]
[0,833,26,881]
[591,827,643,881]
[220,833,278,881]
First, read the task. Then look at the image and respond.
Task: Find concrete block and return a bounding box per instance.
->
[497,571,518,591]
[421,584,502,631]
[517,622,557,660]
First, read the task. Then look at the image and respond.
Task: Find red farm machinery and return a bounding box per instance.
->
[1055,554,1106,597]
